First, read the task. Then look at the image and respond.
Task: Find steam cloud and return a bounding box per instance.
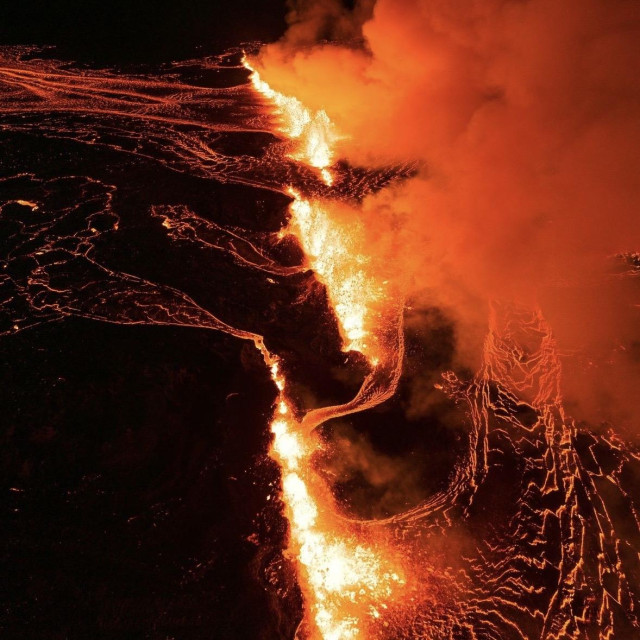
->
[258,0,640,433]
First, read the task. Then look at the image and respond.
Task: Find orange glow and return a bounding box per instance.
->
[245,53,407,640]
[242,56,339,185]
[14,199,38,209]
[3,31,639,640]
[286,188,386,362]
[265,355,405,640]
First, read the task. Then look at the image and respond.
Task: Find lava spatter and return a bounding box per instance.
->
[243,55,339,186]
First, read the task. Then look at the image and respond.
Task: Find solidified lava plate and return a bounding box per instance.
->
[1,45,639,640]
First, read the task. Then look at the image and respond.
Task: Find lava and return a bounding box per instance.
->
[265,357,406,640]
[286,188,386,362]
[243,55,339,185]
[244,52,409,639]
[2,35,640,640]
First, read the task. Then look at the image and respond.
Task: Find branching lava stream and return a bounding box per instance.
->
[1,39,639,640]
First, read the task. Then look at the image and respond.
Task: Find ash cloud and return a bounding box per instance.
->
[258,0,640,432]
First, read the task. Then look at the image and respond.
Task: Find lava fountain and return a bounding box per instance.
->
[243,56,338,185]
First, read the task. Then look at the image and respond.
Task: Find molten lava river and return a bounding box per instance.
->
[1,45,639,640]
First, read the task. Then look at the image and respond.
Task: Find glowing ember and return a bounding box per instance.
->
[242,56,339,185]
[15,199,38,209]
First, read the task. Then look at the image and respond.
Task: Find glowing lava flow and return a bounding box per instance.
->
[264,356,405,640]
[287,189,386,362]
[244,52,407,640]
[260,188,407,640]
[4,48,640,640]
[242,56,339,185]
[244,54,387,361]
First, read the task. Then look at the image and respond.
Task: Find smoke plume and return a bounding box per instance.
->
[282,0,375,45]
[257,0,640,432]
